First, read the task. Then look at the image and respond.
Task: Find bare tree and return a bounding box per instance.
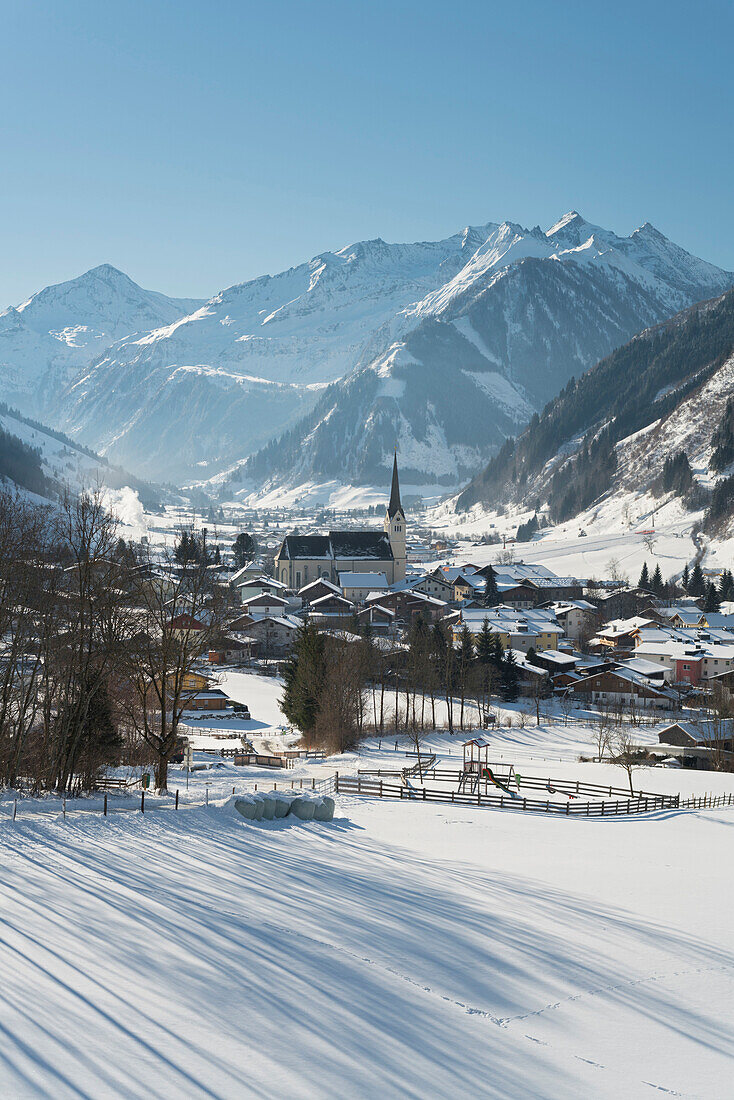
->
[611,727,642,794]
[123,542,226,789]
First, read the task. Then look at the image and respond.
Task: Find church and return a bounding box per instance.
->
[274,455,407,590]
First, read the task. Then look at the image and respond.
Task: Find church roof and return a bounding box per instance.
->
[329,530,393,560]
[279,535,332,560]
[387,452,404,519]
[278,530,394,562]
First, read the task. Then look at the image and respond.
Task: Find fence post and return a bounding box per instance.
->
[63,796,66,820]
[335,772,339,793]
[141,790,145,814]
[380,780,383,798]
[206,786,209,806]
[175,789,179,810]
[312,778,315,790]
[566,801,570,815]
[104,794,108,817]
[13,797,17,821]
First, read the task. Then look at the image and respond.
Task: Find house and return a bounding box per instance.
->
[275,455,407,587]
[208,635,257,666]
[245,615,302,657]
[476,562,584,604]
[542,600,599,644]
[308,594,355,622]
[564,668,677,710]
[356,603,396,633]
[299,578,341,605]
[184,687,230,711]
[241,592,289,620]
[412,569,455,602]
[459,607,563,653]
[168,613,206,637]
[339,572,388,603]
[366,588,447,626]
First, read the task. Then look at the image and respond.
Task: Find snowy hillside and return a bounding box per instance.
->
[441,290,734,571]
[0,403,158,511]
[0,264,202,417]
[232,214,733,497]
[2,217,731,489]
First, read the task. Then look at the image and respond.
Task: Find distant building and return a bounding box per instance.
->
[274,455,407,587]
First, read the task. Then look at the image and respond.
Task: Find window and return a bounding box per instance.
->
[296,571,301,587]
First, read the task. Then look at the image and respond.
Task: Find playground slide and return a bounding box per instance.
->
[481,767,517,797]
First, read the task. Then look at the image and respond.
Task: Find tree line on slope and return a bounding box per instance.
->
[457,290,734,521]
[280,618,522,753]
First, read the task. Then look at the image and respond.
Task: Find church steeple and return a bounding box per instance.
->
[384,451,406,582]
[387,450,404,519]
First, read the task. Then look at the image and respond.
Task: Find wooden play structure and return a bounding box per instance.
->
[458,738,516,795]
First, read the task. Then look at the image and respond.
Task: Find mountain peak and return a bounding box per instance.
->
[546,210,586,236]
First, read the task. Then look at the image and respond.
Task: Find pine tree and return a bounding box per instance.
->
[651,564,663,594]
[689,562,706,597]
[639,562,650,589]
[704,581,721,613]
[682,562,690,592]
[483,565,500,607]
[280,623,326,734]
[501,648,518,701]
[476,619,494,664]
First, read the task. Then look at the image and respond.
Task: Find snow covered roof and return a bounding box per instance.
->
[339,572,388,588]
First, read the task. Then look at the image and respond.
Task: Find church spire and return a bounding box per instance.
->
[387,450,403,518]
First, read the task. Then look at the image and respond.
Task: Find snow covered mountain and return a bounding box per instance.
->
[2,216,731,489]
[229,214,733,496]
[0,264,202,414]
[455,289,734,534]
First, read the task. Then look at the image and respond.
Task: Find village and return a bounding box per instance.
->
[163,458,734,777]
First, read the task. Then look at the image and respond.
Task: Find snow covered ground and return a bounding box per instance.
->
[2,674,733,1099]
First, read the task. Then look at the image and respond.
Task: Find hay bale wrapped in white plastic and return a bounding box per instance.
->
[234,796,260,821]
[312,796,335,822]
[258,794,276,820]
[261,790,294,818]
[288,796,316,821]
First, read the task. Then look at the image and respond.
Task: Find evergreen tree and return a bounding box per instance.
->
[280,623,326,734]
[682,562,690,592]
[704,581,721,613]
[689,562,706,597]
[501,648,519,701]
[483,565,500,607]
[476,619,494,664]
[233,532,258,568]
[651,563,663,594]
[639,561,650,589]
[457,625,475,666]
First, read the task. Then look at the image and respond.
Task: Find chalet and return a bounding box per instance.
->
[366,589,447,626]
[413,569,455,602]
[245,615,301,656]
[564,668,677,710]
[541,600,599,644]
[298,578,341,605]
[308,594,355,621]
[477,562,584,604]
[275,455,407,587]
[184,687,230,711]
[356,603,396,633]
[241,592,289,620]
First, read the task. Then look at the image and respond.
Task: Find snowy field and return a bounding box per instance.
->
[2,673,733,1099]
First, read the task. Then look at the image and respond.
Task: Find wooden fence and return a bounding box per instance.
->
[334,773,679,816]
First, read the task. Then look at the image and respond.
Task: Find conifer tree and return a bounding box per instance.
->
[689,562,706,597]
[651,563,663,594]
[483,565,500,607]
[682,562,690,592]
[476,619,494,664]
[639,561,650,589]
[704,581,721,613]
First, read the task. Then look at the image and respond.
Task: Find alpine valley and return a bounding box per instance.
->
[1,213,732,496]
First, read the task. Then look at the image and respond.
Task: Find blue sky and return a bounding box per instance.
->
[1,0,732,304]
